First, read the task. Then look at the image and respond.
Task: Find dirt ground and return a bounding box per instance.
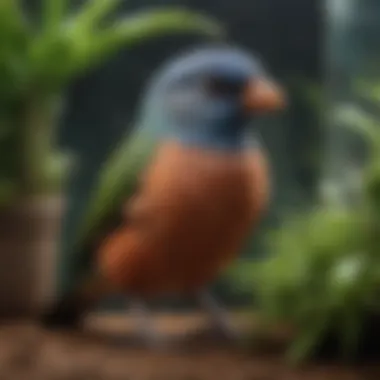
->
[0,313,379,380]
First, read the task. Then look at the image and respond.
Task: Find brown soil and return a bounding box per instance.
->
[0,313,379,380]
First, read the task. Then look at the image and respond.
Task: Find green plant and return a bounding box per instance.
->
[0,0,223,206]
[232,82,380,364]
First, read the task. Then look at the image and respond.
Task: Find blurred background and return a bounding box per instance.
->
[1,0,380,378]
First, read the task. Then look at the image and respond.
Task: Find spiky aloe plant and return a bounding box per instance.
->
[232,81,380,364]
[0,0,223,206]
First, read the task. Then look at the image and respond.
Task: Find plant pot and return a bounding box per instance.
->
[0,196,65,319]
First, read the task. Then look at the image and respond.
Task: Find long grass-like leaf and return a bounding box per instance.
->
[0,179,18,208]
[29,8,223,93]
[100,8,223,47]
[67,8,223,76]
[41,0,68,36]
[0,0,30,101]
[286,312,330,364]
[69,0,121,32]
[334,105,380,151]
[0,0,28,43]
[356,81,380,104]
[0,0,29,90]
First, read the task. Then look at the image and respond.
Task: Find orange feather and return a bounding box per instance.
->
[97,141,270,298]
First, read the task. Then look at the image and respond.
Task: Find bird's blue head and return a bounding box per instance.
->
[139,45,286,151]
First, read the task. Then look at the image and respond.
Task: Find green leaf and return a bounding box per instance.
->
[0,0,29,48]
[105,8,223,44]
[41,0,68,36]
[69,0,121,33]
[286,313,329,365]
[236,80,380,364]
[339,307,363,359]
[68,8,224,77]
[0,1,30,98]
[356,80,380,104]
[0,179,18,208]
[42,150,77,193]
[28,7,224,93]
[28,33,75,91]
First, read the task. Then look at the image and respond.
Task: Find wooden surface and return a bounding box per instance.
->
[85,310,257,337]
[0,312,379,380]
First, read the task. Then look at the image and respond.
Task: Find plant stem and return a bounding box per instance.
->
[19,94,58,195]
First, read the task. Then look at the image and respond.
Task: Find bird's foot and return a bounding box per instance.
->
[129,298,185,352]
[197,291,243,346]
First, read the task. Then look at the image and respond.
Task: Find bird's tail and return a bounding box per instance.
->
[39,273,112,329]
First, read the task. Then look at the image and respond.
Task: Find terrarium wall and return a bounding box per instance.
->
[323,0,380,196]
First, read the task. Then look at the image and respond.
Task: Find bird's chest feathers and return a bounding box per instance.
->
[142,142,268,246]
[100,141,270,295]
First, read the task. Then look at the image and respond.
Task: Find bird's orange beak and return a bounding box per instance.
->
[242,77,287,114]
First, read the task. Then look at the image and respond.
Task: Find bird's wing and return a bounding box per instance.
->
[63,125,159,293]
[40,124,160,327]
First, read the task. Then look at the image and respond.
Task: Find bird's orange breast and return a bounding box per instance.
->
[97,141,270,297]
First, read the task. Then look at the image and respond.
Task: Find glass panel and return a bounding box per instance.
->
[323,0,380,206]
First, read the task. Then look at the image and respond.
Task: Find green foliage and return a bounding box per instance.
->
[0,0,224,203]
[232,82,380,363]
[28,3,224,93]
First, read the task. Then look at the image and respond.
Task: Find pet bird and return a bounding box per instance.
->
[41,44,286,347]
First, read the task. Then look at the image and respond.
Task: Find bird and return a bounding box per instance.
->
[40,43,286,348]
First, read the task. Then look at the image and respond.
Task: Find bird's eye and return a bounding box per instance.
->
[205,77,244,96]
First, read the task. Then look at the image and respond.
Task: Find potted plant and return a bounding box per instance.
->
[0,0,223,318]
[231,82,380,364]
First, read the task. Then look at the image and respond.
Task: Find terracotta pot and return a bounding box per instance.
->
[0,196,65,318]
